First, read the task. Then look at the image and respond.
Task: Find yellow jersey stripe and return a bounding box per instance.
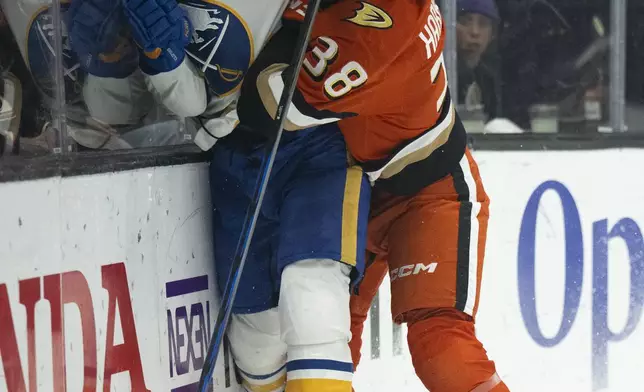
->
[340,166,363,266]
[242,373,286,392]
[286,378,352,392]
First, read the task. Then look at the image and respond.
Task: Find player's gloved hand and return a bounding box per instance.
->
[67,0,139,78]
[122,0,192,75]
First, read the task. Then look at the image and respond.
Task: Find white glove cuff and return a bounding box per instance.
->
[194,109,239,151]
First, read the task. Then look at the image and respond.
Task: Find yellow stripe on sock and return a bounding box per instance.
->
[242,373,287,392]
[286,378,352,392]
[340,166,363,266]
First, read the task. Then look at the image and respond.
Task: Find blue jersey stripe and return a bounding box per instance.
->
[287,359,353,373]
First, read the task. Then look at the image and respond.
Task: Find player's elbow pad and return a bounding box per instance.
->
[237,26,299,138]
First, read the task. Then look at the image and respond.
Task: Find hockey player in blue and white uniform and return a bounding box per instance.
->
[117,0,371,391]
[116,0,289,150]
[63,0,285,144]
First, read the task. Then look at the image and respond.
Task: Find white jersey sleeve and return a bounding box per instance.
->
[84,70,154,125]
[145,58,208,118]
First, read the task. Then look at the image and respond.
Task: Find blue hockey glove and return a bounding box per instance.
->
[122,0,192,75]
[67,0,139,78]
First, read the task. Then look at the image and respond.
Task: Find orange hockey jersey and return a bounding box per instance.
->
[241,0,466,195]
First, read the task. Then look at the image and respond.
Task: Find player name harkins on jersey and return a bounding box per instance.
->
[418,2,443,59]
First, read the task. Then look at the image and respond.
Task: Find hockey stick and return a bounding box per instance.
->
[197,1,322,390]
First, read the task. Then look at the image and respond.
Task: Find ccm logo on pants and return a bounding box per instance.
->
[390,263,438,282]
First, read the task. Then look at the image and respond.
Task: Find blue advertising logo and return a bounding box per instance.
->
[165,275,236,390]
[518,180,644,391]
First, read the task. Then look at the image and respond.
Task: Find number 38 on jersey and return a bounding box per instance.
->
[302,36,368,99]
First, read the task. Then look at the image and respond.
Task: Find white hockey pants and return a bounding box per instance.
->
[227,258,353,392]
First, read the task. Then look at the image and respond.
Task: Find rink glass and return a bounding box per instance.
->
[1,0,644,166]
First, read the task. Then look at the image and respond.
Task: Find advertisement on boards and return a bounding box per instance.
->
[475,149,644,392]
[0,164,238,391]
[2,149,643,391]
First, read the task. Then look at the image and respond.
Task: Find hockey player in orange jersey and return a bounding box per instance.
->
[236,0,510,391]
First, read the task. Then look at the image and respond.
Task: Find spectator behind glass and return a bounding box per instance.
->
[494,0,608,133]
[456,0,500,121]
